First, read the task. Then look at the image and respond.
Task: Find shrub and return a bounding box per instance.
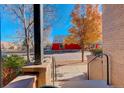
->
[91,48,103,56]
[2,55,26,86]
[3,55,26,69]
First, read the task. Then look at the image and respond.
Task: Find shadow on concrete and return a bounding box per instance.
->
[58,73,109,88]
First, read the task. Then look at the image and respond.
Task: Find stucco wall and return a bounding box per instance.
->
[87,56,103,80]
[103,4,124,87]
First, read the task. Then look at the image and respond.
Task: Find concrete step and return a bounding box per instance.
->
[60,80,110,88]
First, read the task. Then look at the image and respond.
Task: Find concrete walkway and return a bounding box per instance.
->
[53,52,109,88]
[55,62,88,87]
[53,52,88,87]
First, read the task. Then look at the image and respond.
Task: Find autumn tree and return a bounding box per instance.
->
[64,4,102,62]
[63,35,79,45]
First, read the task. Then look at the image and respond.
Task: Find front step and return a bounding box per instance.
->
[60,80,110,88]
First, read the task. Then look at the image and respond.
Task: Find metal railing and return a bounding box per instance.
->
[87,53,110,85]
[52,56,57,86]
[102,53,110,85]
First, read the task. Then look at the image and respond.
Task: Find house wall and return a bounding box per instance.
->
[87,55,103,80]
[103,4,124,87]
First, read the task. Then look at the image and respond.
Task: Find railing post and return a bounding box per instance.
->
[87,62,89,80]
[55,58,57,81]
[52,56,55,86]
[52,56,57,85]
[103,53,110,85]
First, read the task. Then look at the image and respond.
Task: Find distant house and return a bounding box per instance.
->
[1,41,22,51]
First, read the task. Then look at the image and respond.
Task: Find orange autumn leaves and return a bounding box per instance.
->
[63,4,102,46]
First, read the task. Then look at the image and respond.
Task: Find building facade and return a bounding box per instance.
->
[1,42,22,51]
[103,5,124,87]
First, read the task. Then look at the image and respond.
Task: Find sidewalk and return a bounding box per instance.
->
[53,52,88,87]
[55,62,88,87]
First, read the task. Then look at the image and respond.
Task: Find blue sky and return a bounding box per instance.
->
[49,4,75,42]
[1,16,20,42]
[0,4,102,43]
[0,5,21,42]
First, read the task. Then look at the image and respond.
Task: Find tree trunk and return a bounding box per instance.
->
[81,45,84,62]
[23,7,30,63]
[24,19,30,63]
[24,28,30,63]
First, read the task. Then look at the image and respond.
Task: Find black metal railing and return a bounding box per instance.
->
[102,53,110,85]
[87,53,110,85]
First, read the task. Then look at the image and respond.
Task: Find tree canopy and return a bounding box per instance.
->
[64,4,102,46]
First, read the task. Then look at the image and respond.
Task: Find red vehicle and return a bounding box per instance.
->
[52,43,81,50]
[51,35,101,51]
[52,35,81,50]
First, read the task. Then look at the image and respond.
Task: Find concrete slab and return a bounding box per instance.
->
[60,80,109,88]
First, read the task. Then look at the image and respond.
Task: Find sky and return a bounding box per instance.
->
[0,4,102,43]
[47,4,75,42]
[0,5,21,42]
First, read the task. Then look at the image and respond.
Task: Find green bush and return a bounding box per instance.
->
[3,55,26,69]
[91,48,103,56]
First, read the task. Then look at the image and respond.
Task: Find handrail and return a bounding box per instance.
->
[88,55,101,64]
[102,53,110,85]
[87,53,110,85]
[52,56,57,86]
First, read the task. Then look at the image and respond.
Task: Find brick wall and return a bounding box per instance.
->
[103,4,124,87]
